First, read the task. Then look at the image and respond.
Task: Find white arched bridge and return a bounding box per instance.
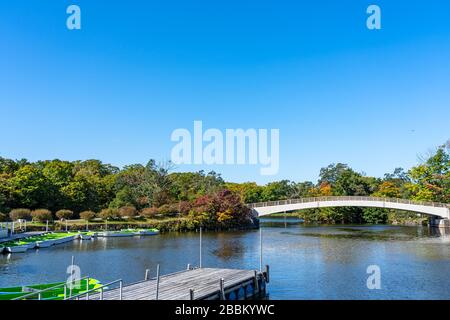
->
[248,196,450,227]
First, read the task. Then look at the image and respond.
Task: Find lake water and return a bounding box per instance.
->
[1,218,449,299]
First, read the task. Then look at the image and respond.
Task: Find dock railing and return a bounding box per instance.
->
[65,279,123,300]
[12,276,91,300]
[247,196,450,209]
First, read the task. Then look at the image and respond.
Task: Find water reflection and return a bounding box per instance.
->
[0,220,449,299]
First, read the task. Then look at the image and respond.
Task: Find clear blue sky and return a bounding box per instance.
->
[1,0,449,184]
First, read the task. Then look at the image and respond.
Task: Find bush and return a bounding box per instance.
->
[99,208,120,220]
[9,208,31,221]
[56,209,74,220]
[0,212,8,222]
[178,201,192,215]
[141,207,159,218]
[80,210,96,221]
[31,209,53,222]
[158,203,179,215]
[119,206,137,218]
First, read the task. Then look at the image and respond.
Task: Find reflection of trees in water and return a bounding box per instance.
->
[212,233,245,261]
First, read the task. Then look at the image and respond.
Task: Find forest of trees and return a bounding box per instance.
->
[0,142,448,227]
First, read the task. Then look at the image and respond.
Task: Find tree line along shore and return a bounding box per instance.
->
[0,142,448,230]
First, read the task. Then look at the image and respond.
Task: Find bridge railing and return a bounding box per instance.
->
[247,196,450,209]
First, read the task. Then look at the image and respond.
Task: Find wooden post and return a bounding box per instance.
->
[155,264,160,300]
[259,227,263,272]
[190,289,194,300]
[219,278,225,300]
[265,265,270,283]
[254,270,259,293]
[145,268,150,281]
[187,264,191,270]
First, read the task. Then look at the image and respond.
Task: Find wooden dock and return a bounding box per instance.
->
[72,267,268,300]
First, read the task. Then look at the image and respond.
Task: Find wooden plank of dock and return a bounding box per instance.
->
[81,268,264,300]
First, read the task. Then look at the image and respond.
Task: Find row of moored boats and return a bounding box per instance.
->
[0,228,159,254]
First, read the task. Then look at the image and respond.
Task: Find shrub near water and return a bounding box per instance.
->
[158,203,179,216]
[99,208,120,220]
[0,212,8,222]
[31,209,53,222]
[118,206,137,218]
[140,207,158,218]
[80,210,96,221]
[56,209,74,220]
[9,208,32,221]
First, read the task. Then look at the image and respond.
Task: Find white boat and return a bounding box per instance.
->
[25,242,37,249]
[54,235,76,245]
[5,245,29,253]
[135,230,160,236]
[80,234,92,240]
[97,231,134,237]
[36,240,55,248]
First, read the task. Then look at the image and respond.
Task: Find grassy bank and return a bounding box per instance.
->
[22,217,258,233]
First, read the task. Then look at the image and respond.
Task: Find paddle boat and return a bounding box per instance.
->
[134,228,160,236]
[4,241,30,253]
[0,278,102,300]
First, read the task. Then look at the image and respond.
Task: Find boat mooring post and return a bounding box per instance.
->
[187,263,191,270]
[190,289,194,300]
[86,277,90,300]
[254,270,259,293]
[199,226,203,268]
[145,268,150,280]
[155,264,160,300]
[46,220,49,232]
[219,278,225,300]
[259,227,263,272]
[69,255,75,298]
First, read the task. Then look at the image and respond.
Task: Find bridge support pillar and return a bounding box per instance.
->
[429,217,450,228]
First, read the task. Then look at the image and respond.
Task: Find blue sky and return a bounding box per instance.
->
[1,0,449,184]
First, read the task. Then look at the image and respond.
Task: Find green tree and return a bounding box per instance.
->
[261,180,295,201]
[408,144,450,202]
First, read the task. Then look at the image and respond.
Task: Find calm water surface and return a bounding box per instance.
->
[1,218,449,299]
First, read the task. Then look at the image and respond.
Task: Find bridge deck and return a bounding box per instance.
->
[249,196,450,219]
[78,268,265,300]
